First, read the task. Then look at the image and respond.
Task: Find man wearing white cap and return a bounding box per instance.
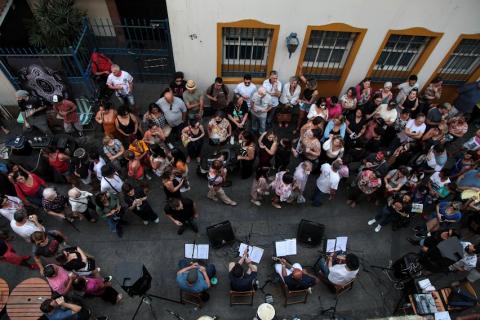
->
[15,90,52,136]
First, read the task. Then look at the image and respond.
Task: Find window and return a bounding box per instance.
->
[368,28,442,83]
[217,20,279,83]
[302,30,357,80]
[437,38,480,85]
[297,23,367,96]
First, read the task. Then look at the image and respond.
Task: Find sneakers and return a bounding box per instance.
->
[228,201,237,206]
[368,219,376,226]
[272,202,282,209]
[375,225,382,232]
[208,195,219,202]
[143,220,149,225]
[104,276,113,282]
[180,186,191,193]
[154,217,160,224]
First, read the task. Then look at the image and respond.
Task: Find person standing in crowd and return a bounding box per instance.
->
[250,168,270,206]
[234,74,257,107]
[421,77,443,110]
[161,168,183,200]
[307,97,329,121]
[206,77,230,113]
[72,276,122,305]
[31,230,67,274]
[95,191,125,238]
[91,51,113,99]
[43,147,73,183]
[296,75,319,134]
[42,188,75,221]
[170,71,187,99]
[143,123,166,146]
[0,193,23,222]
[229,248,257,292]
[68,187,96,223]
[207,160,237,206]
[207,111,231,145]
[250,87,272,135]
[164,197,199,235]
[271,171,295,209]
[143,102,171,139]
[294,161,313,204]
[262,71,282,128]
[277,76,301,128]
[426,102,450,128]
[0,238,38,269]
[156,88,187,141]
[122,182,160,225]
[52,95,83,136]
[10,210,45,242]
[106,64,135,109]
[150,144,171,178]
[340,87,357,115]
[227,95,249,137]
[183,80,204,120]
[100,165,124,195]
[16,90,52,136]
[258,130,278,169]
[182,119,205,163]
[43,264,75,296]
[115,105,142,145]
[312,159,342,207]
[355,78,372,107]
[237,131,256,179]
[398,88,419,116]
[125,150,145,182]
[40,297,86,319]
[396,75,419,104]
[12,170,46,207]
[102,135,125,171]
[378,81,393,104]
[95,101,118,138]
[455,80,480,120]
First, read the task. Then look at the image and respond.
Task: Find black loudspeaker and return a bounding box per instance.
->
[297,219,325,246]
[206,220,235,248]
[113,262,152,297]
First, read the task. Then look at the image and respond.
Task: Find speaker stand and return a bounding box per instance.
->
[321,295,340,320]
[131,293,183,320]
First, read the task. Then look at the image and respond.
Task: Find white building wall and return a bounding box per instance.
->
[0,74,17,106]
[166,0,480,93]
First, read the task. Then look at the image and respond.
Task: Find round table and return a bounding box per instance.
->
[0,278,9,312]
[7,278,51,320]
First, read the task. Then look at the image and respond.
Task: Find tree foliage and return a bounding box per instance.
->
[28,0,86,48]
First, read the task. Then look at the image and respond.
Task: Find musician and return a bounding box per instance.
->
[449,241,479,272]
[228,248,257,292]
[16,90,52,136]
[176,260,216,294]
[274,258,318,290]
[315,253,359,286]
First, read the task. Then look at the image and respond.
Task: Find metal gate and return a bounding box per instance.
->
[89,18,175,83]
[0,17,174,97]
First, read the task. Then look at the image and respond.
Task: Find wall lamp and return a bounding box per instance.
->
[286,32,299,58]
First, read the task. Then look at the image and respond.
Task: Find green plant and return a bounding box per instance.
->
[28,0,86,48]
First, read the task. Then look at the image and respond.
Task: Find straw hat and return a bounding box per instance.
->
[186,80,197,90]
[256,303,275,320]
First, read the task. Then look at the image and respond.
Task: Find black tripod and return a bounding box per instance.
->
[131,293,183,320]
[321,295,340,320]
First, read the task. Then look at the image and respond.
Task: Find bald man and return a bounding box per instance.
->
[274,258,318,291]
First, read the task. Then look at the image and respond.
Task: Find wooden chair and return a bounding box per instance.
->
[180,290,203,308]
[439,282,479,312]
[0,278,9,313]
[319,273,354,296]
[279,279,309,307]
[229,290,255,306]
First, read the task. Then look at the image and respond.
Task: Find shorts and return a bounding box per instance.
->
[299,103,311,112]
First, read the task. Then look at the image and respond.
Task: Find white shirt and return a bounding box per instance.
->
[294,163,310,192]
[262,79,282,107]
[375,104,398,123]
[452,242,477,271]
[0,196,23,221]
[430,172,451,191]
[234,82,257,106]
[106,71,133,96]
[398,119,426,143]
[396,81,419,103]
[328,264,359,286]
[100,175,124,194]
[307,104,328,120]
[279,82,301,105]
[251,92,272,118]
[10,220,44,242]
[93,157,106,181]
[316,163,340,194]
[69,191,93,213]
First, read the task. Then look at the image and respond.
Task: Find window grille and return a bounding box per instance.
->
[438,38,480,86]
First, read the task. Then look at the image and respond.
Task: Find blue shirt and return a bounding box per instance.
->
[176,269,208,293]
[47,308,77,320]
[458,170,480,189]
[438,201,462,222]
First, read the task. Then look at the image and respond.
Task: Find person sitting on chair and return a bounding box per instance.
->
[176,260,216,294]
[274,258,318,291]
[228,248,258,292]
[315,253,359,286]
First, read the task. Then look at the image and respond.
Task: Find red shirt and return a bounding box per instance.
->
[91,52,112,75]
[53,100,79,124]
[14,173,46,202]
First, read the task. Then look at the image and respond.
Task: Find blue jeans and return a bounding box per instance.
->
[266,107,278,128]
[106,216,119,232]
[314,257,330,276]
[311,186,328,206]
[374,206,394,226]
[178,259,216,278]
[118,93,135,107]
[251,114,266,134]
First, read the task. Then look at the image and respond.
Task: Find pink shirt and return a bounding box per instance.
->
[327,104,343,119]
[85,277,105,295]
[47,266,70,295]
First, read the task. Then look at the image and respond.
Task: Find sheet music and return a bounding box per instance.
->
[434,312,451,320]
[326,237,348,253]
[275,238,297,256]
[238,243,264,263]
[326,239,336,253]
[335,237,348,252]
[184,244,209,259]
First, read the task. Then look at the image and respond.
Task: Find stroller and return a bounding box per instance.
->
[196,147,239,177]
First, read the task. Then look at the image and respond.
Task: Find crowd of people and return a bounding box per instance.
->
[1,53,480,318]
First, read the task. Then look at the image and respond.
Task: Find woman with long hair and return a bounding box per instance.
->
[296,76,318,134]
[95,101,118,138]
[237,131,256,179]
[258,130,278,169]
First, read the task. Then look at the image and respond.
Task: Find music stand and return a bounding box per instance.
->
[321,295,340,319]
